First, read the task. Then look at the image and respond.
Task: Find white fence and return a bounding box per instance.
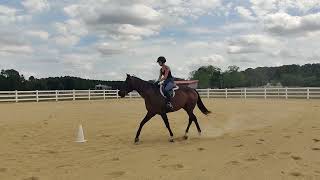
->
[0,87,320,103]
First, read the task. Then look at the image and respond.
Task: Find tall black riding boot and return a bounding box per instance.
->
[164,91,173,110]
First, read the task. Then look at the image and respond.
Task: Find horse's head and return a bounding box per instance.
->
[118,74,134,98]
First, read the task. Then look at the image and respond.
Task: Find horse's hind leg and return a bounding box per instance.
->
[188,111,202,136]
[160,113,174,142]
[192,114,202,136]
[183,118,192,140]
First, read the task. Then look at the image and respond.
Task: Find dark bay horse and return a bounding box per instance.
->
[118,74,211,143]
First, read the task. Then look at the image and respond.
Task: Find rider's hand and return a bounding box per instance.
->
[158,81,164,85]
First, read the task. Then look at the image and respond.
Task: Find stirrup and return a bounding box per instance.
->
[166,102,173,110]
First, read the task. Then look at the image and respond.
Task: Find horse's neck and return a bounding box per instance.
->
[132,79,152,98]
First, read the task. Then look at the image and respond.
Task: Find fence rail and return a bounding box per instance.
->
[0,87,319,103]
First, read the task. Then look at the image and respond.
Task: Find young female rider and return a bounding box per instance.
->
[156,56,175,110]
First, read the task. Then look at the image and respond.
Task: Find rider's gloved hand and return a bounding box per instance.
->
[154,81,159,85]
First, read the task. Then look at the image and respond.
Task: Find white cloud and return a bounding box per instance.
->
[228,34,280,54]
[63,2,164,40]
[53,35,80,47]
[264,12,320,36]
[62,0,223,40]
[0,31,34,55]
[61,53,98,72]
[0,5,17,24]
[0,5,32,24]
[250,0,320,18]
[0,44,33,55]
[22,0,50,13]
[54,19,88,37]
[187,54,226,71]
[26,30,49,40]
[186,27,218,34]
[235,6,256,20]
[0,5,16,16]
[96,42,127,55]
[52,19,88,47]
[250,0,278,17]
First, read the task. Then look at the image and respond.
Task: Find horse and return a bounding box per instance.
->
[118,74,211,144]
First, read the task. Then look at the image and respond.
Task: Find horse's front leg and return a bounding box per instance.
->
[160,113,174,142]
[134,112,155,144]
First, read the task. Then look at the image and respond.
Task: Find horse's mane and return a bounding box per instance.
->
[131,76,159,89]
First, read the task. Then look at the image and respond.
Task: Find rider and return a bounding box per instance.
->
[156,56,175,110]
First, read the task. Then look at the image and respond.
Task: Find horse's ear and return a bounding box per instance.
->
[126,74,130,77]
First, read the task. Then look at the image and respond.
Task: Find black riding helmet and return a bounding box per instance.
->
[157,56,166,63]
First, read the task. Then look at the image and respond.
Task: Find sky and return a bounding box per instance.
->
[0,0,320,80]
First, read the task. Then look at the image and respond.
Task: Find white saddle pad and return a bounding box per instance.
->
[160,85,179,98]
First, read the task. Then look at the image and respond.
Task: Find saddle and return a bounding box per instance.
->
[160,84,179,98]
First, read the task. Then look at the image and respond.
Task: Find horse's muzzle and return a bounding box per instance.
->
[118,90,126,98]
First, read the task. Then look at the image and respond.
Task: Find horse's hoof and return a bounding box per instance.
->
[169,137,174,142]
[183,135,188,140]
[134,138,139,144]
[198,132,202,136]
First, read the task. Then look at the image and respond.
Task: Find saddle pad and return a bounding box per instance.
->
[160,85,179,98]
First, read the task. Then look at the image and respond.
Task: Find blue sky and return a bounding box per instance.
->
[0,0,320,80]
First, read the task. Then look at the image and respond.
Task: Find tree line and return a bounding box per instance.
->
[0,69,123,91]
[1,63,320,90]
[190,63,320,88]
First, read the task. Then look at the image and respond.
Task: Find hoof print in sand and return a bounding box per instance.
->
[111,157,120,161]
[0,168,7,172]
[313,139,320,143]
[23,177,39,180]
[279,152,291,155]
[229,161,240,165]
[100,134,111,138]
[291,156,302,160]
[234,144,243,147]
[109,171,125,178]
[312,148,320,151]
[259,153,269,158]
[245,157,258,162]
[160,164,184,170]
[290,172,303,177]
[198,147,205,151]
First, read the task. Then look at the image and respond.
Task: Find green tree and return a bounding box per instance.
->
[190,65,221,88]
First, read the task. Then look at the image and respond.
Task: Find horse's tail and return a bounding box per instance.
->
[195,90,211,115]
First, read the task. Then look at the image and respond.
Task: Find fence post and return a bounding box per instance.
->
[285,88,288,99]
[103,90,106,100]
[307,88,310,99]
[116,90,119,99]
[129,92,132,99]
[207,88,210,98]
[244,88,247,99]
[73,89,75,101]
[36,90,39,102]
[225,88,228,99]
[15,90,18,103]
[88,89,91,100]
[55,90,58,101]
